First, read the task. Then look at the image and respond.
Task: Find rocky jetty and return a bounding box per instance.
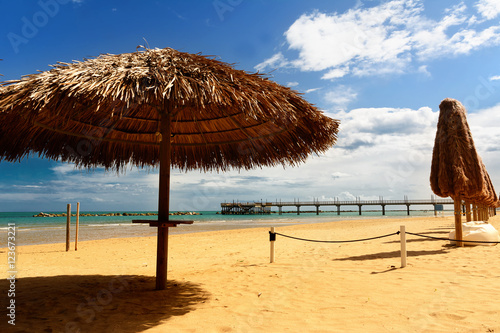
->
[33,212,67,217]
[33,211,201,217]
[170,211,201,216]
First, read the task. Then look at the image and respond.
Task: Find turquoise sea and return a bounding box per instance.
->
[0,209,451,246]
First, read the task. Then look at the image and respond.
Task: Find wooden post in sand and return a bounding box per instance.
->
[66,204,71,252]
[454,197,464,247]
[400,225,407,268]
[465,202,472,222]
[75,202,80,251]
[270,227,275,263]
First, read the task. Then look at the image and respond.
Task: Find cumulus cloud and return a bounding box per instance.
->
[475,0,500,20]
[256,0,500,79]
[468,103,500,153]
[333,106,437,150]
[8,104,498,210]
[3,166,161,211]
[322,67,350,80]
[323,85,358,110]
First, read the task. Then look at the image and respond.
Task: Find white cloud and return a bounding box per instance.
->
[468,103,500,153]
[254,52,288,72]
[51,164,78,175]
[490,75,500,81]
[418,65,431,77]
[13,185,42,188]
[337,191,357,201]
[322,67,350,80]
[305,87,321,93]
[333,106,437,149]
[7,104,498,210]
[256,0,500,79]
[287,81,299,87]
[475,0,500,20]
[173,104,499,206]
[323,85,358,110]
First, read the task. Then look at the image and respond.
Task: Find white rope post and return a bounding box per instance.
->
[400,225,407,268]
[270,227,275,263]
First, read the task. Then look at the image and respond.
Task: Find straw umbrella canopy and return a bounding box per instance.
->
[0,47,340,289]
[430,98,487,200]
[476,160,497,206]
[430,98,492,245]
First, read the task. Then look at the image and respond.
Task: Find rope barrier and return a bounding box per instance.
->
[270,231,400,243]
[268,226,499,265]
[405,231,500,244]
[269,230,500,244]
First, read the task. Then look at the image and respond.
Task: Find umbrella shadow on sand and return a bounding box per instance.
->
[382,231,451,244]
[332,249,450,262]
[0,275,209,333]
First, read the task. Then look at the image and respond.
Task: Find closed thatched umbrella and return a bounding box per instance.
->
[0,47,340,289]
[430,98,489,246]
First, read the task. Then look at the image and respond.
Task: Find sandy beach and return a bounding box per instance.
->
[1,215,499,332]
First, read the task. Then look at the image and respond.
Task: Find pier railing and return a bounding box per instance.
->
[220,198,456,216]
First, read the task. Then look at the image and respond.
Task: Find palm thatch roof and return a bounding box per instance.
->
[0,47,339,171]
[430,98,497,206]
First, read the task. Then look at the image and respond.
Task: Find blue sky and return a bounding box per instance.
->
[1,0,500,212]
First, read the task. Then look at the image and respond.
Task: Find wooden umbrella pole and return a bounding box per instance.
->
[454,197,463,247]
[75,202,80,251]
[156,112,171,290]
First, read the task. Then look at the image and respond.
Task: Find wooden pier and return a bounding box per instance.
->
[221,196,456,216]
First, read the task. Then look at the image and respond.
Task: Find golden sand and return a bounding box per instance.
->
[1,215,499,332]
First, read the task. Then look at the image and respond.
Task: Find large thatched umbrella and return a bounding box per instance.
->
[430,98,492,246]
[0,47,340,289]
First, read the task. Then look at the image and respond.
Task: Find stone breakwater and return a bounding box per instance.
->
[33,212,201,217]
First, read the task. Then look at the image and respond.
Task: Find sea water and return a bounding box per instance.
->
[0,210,449,246]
